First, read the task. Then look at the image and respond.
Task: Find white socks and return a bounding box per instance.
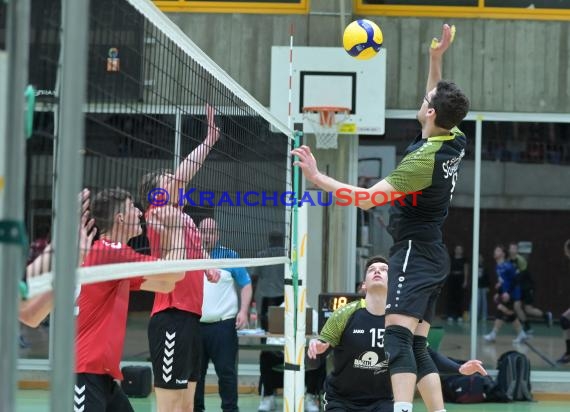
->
[394,402,413,412]
[393,402,446,412]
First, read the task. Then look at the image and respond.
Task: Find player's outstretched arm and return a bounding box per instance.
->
[427,348,487,376]
[291,145,397,210]
[426,23,455,93]
[459,359,488,376]
[166,103,220,195]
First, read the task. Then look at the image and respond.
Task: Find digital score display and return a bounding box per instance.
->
[317,293,362,332]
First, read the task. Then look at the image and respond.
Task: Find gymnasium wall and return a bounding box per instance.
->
[164,3,570,113]
[440,207,570,317]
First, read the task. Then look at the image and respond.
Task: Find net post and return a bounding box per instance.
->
[50,1,89,411]
[0,1,31,410]
[285,129,303,411]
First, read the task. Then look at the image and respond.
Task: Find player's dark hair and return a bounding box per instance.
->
[430,80,470,130]
[91,188,132,234]
[495,244,507,256]
[364,255,388,278]
[139,168,173,211]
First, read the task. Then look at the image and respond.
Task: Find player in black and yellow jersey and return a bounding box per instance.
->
[293,24,470,412]
[308,256,486,412]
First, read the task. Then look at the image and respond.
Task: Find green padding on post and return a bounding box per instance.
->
[24,85,36,138]
[19,281,29,300]
[0,220,28,246]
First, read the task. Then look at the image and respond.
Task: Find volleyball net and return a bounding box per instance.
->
[24,0,294,298]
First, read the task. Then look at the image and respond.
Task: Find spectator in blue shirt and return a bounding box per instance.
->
[195,218,252,412]
[484,245,528,344]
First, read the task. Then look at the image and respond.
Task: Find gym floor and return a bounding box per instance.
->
[15,314,570,411]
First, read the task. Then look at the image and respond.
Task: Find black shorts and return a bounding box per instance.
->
[323,391,393,412]
[75,373,134,412]
[148,308,202,389]
[386,240,449,323]
[522,287,535,305]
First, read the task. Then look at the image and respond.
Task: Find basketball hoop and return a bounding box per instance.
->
[302,106,350,149]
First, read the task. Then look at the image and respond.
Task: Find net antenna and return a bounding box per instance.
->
[302,106,350,149]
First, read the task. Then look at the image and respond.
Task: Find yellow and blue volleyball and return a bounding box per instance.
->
[343,19,383,60]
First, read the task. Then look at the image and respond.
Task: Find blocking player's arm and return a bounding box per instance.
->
[426,24,455,93]
[165,104,220,196]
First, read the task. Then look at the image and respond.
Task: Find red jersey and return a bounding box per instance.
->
[146,207,204,316]
[75,239,155,380]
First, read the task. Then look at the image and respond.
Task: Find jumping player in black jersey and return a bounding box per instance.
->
[308,256,486,412]
[293,24,469,412]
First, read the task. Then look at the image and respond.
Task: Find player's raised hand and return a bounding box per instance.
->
[430,24,456,57]
[206,268,220,283]
[291,145,320,184]
[308,338,330,359]
[459,359,488,376]
[205,103,220,145]
[78,189,96,258]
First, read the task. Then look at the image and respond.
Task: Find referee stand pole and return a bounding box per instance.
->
[50,1,89,412]
[0,1,31,411]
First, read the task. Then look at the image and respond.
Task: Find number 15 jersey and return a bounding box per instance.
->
[319,299,391,406]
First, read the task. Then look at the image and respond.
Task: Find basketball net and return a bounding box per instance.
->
[302,106,350,149]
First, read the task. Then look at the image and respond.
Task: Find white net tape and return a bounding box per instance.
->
[27,256,288,299]
[303,108,350,149]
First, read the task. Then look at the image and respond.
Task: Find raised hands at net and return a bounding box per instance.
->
[167,103,221,194]
[430,23,455,57]
[79,188,96,262]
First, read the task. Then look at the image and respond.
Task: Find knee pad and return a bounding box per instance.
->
[384,325,416,375]
[413,335,438,380]
[560,315,570,330]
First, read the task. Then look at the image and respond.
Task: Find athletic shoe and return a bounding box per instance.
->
[513,331,529,344]
[556,354,570,364]
[258,395,276,412]
[484,331,496,342]
[305,394,320,412]
[545,311,553,327]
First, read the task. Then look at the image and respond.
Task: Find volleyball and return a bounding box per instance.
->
[342,19,383,60]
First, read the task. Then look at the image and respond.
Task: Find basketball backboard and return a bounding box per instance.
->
[270,46,386,135]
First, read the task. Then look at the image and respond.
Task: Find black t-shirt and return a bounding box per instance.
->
[319,300,391,405]
[478,264,490,289]
[450,257,467,277]
[385,128,467,243]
